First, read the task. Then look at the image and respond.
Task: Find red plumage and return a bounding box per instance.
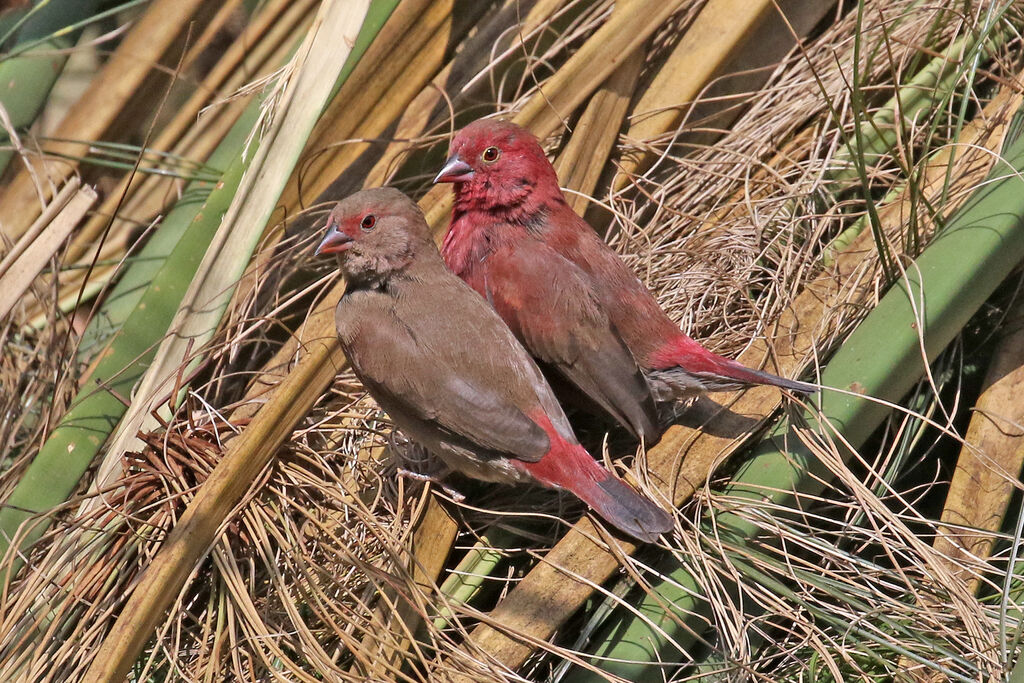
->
[513,411,671,540]
[435,119,815,425]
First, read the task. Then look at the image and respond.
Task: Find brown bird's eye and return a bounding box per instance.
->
[481,146,500,163]
[361,214,376,230]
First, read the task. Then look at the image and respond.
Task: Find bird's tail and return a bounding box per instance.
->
[574,463,675,543]
[715,360,818,393]
[516,425,672,542]
[649,335,817,395]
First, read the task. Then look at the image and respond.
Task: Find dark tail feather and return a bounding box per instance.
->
[716,359,818,394]
[578,473,674,543]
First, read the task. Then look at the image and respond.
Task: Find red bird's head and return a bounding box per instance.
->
[434,119,562,215]
[315,187,434,285]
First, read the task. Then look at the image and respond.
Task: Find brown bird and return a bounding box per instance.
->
[315,187,673,542]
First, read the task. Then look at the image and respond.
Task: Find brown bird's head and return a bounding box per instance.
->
[434,119,561,214]
[315,188,434,285]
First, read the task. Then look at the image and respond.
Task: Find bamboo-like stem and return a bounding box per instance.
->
[0,178,82,282]
[0,180,95,321]
[826,28,1006,256]
[432,526,521,632]
[513,0,687,139]
[357,497,459,677]
[612,0,794,191]
[0,0,103,176]
[0,0,218,243]
[933,298,1024,592]
[23,0,318,327]
[555,50,644,214]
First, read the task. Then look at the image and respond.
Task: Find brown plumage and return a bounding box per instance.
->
[316,187,673,542]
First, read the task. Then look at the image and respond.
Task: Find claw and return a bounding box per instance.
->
[396,467,465,502]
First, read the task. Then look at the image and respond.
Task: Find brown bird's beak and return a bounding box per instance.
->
[315,224,354,255]
[434,154,474,184]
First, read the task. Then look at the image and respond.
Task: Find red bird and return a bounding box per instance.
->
[315,187,673,542]
[434,119,815,436]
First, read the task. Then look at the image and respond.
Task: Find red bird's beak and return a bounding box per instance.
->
[434,154,474,184]
[315,224,354,255]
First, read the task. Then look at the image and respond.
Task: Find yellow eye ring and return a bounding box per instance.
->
[481,146,500,163]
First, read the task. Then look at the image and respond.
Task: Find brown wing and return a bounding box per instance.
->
[482,241,661,442]
[336,284,555,462]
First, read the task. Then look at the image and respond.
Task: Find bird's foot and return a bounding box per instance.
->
[395,468,466,502]
[388,431,465,501]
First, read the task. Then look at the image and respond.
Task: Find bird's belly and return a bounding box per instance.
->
[431,443,532,485]
[374,398,533,485]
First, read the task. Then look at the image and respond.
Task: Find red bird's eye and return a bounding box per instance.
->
[361,214,376,230]
[481,146,500,162]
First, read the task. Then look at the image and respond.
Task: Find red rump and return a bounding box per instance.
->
[647,334,731,374]
[512,411,610,489]
[514,411,673,543]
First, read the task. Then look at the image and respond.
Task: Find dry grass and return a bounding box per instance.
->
[0,0,1022,680]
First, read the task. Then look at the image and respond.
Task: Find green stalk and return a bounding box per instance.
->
[827,17,1009,259]
[433,526,519,631]
[75,105,259,357]
[1011,653,1024,683]
[1000,496,1024,671]
[565,102,1024,681]
[0,0,397,579]
[0,0,113,176]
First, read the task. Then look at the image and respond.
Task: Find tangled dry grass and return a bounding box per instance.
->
[0,0,1022,680]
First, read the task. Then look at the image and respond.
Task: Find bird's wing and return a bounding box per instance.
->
[482,240,661,442]
[336,288,551,462]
